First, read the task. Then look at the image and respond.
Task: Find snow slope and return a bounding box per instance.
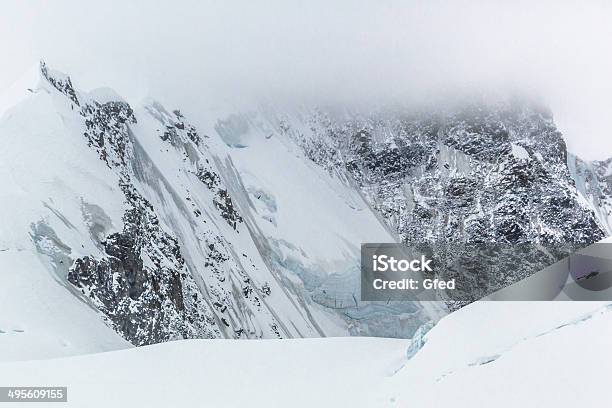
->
[0,65,40,120]
[381,301,612,407]
[0,250,130,361]
[0,337,410,408]
[0,67,131,360]
[211,110,395,263]
[0,301,609,407]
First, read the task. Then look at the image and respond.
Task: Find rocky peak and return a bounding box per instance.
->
[275,101,606,304]
[40,61,80,106]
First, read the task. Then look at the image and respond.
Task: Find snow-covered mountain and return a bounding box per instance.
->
[261,102,607,304]
[0,63,440,358]
[0,63,607,358]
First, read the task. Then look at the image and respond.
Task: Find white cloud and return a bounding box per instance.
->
[2,0,612,159]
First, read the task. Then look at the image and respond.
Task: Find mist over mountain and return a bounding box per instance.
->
[2,1,612,159]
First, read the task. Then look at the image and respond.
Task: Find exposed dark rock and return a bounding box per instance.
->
[40,61,80,106]
[281,101,606,306]
[82,100,136,167]
[68,181,218,345]
[213,189,243,230]
[196,166,221,190]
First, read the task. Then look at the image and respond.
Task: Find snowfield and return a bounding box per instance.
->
[384,301,612,407]
[0,337,411,408]
[1,301,610,408]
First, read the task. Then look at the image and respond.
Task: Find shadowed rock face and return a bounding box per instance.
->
[67,184,214,345]
[278,103,606,306]
[284,103,604,245]
[82,100,136,167]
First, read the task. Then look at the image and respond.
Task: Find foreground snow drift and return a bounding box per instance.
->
[0,250,130,362]
[0,337,410,408]
[382,301,612,407]
[1,301,610,408]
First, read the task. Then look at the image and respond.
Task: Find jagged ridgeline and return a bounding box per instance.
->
[279,104,606,304]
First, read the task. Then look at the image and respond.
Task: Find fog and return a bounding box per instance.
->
[2,0,612,159]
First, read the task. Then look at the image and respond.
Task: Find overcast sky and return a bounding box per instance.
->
[2,0,612,159]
